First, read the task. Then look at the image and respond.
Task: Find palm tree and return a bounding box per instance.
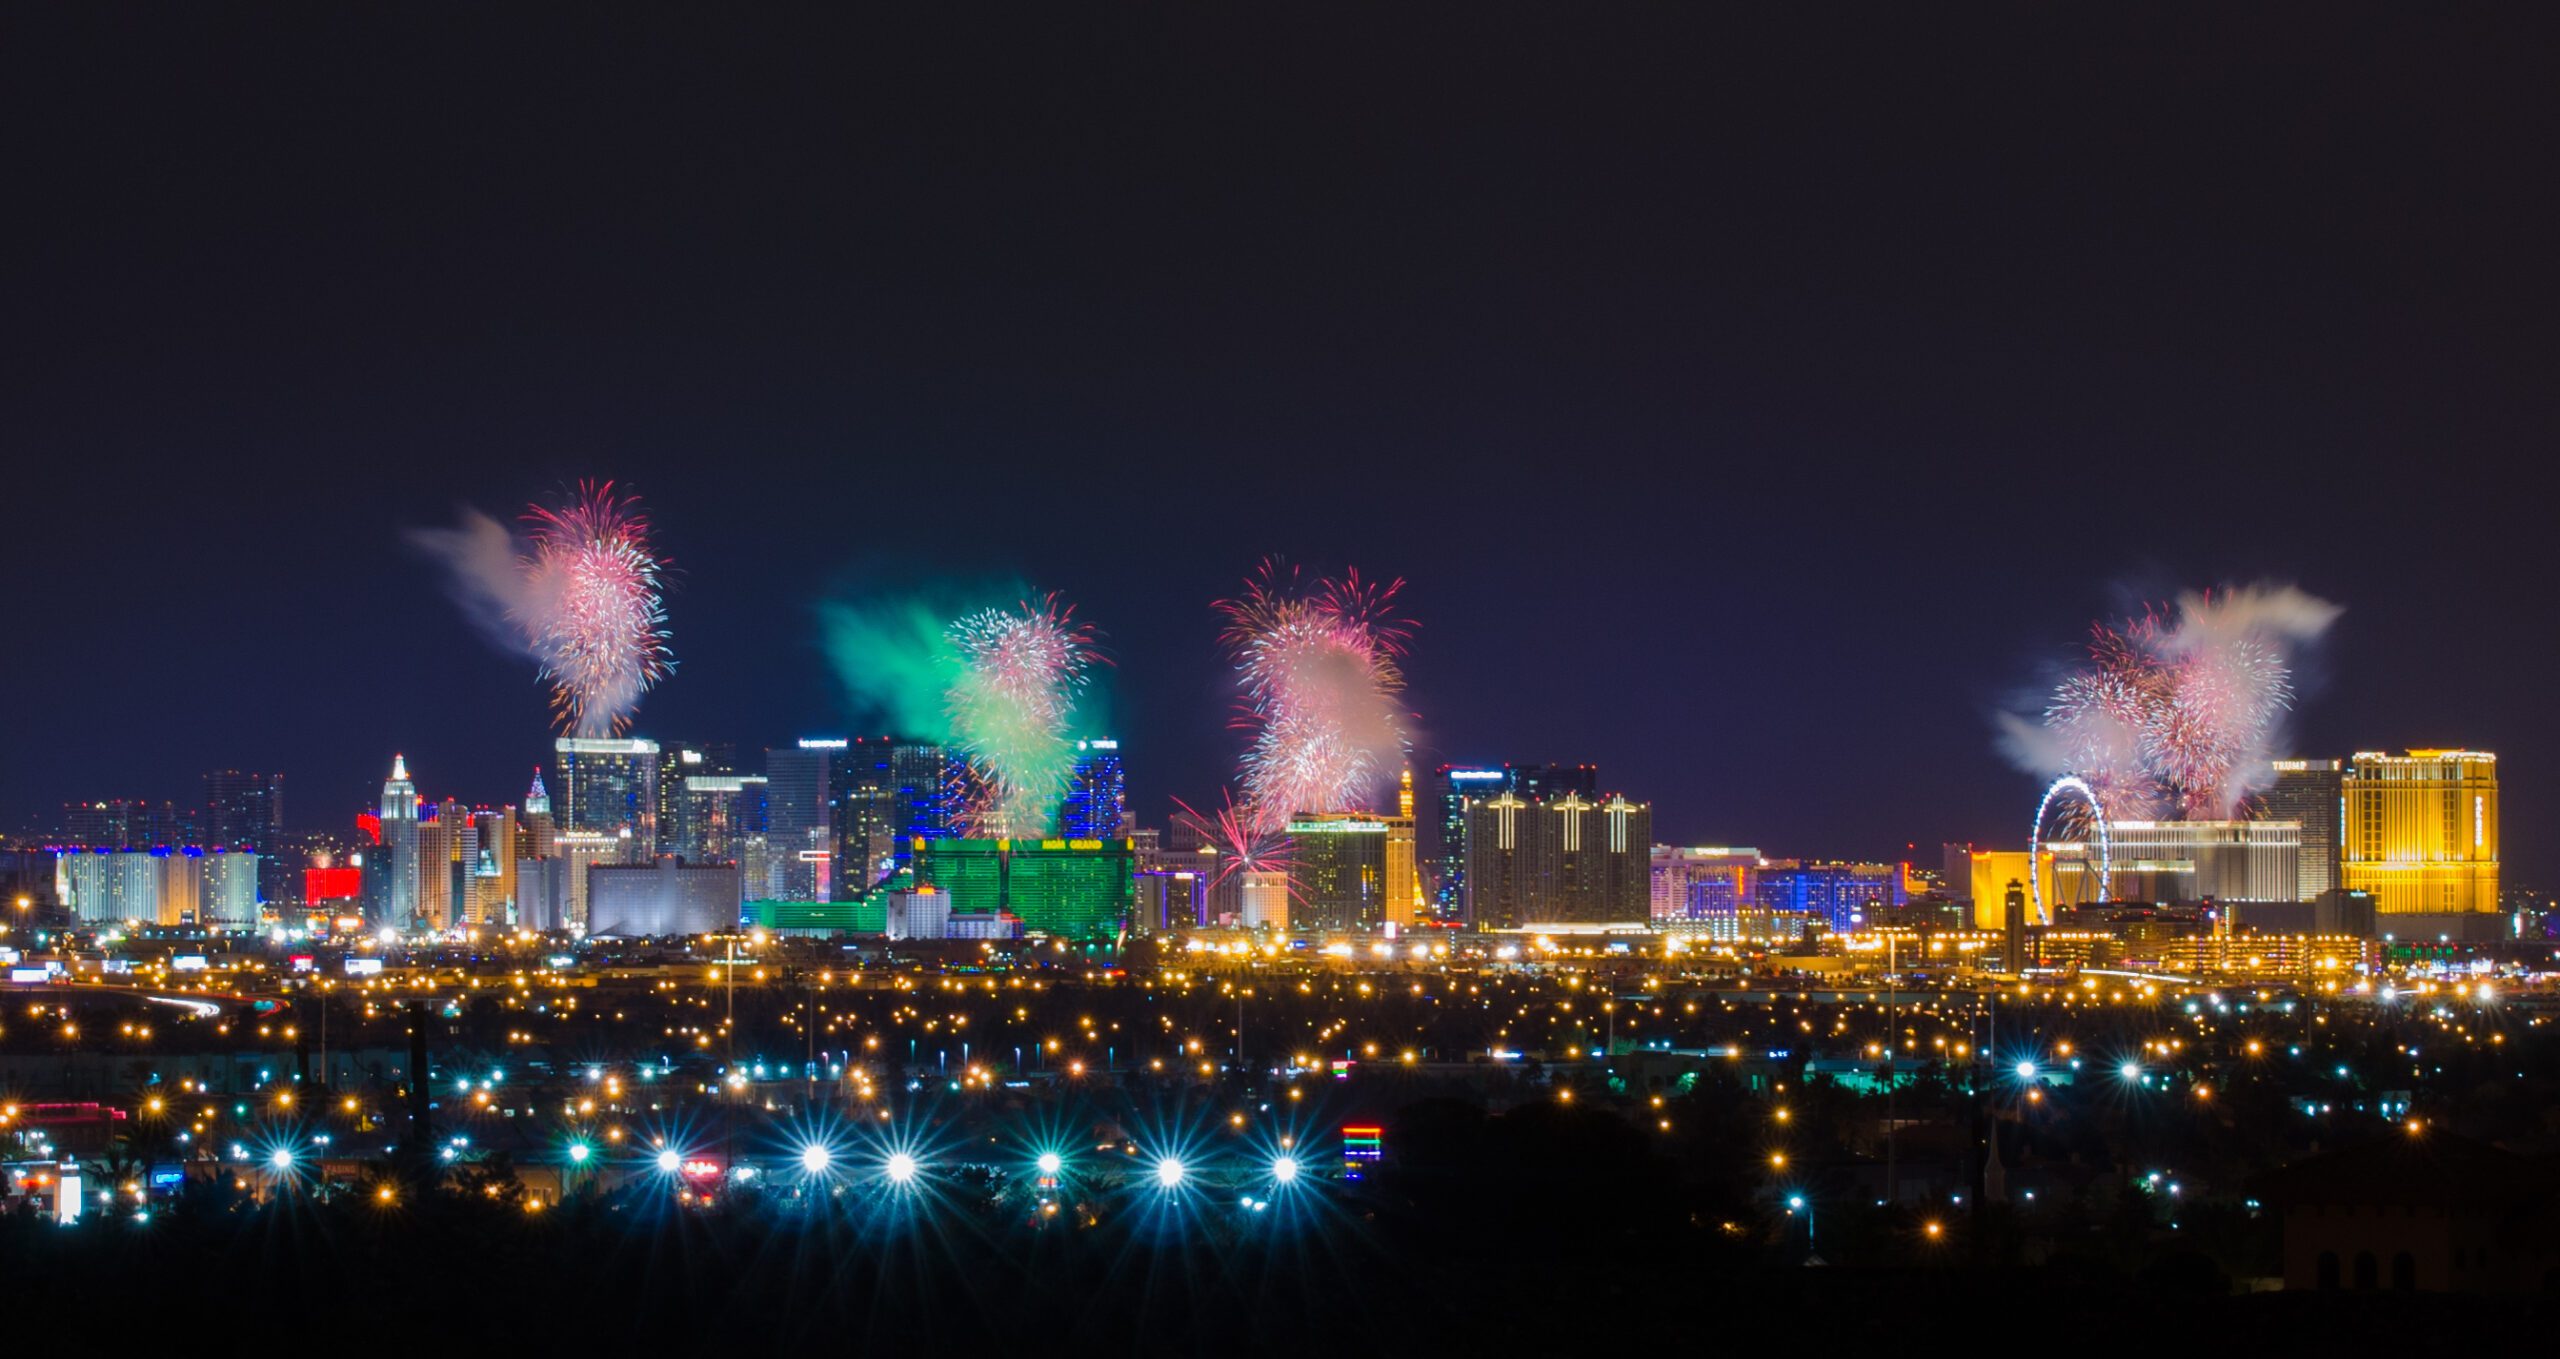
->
[86,1135,149,1211]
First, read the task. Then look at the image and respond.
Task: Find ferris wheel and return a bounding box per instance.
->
[2028,774,2113,923]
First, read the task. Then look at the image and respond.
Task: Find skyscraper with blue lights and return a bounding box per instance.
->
[1062,739,1127,839]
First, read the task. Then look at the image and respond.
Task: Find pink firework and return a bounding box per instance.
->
[1216,561,1414,833]
[1170,792,1300,892]
[2044,593,2297,820]
[522,481,673,736]
[2046,614,2173,824]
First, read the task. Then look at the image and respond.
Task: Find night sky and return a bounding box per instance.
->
[5,8,2554,880]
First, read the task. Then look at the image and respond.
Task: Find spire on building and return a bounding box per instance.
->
[381,753,421,823]
[525,767,552,816]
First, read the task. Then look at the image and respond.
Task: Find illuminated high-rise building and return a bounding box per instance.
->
[1464,791,1650,928]
[554,737,660,861]
[415,797,480,931]
[2341,750,2500,923]
[914,836,1132,939]
[1650,847,1762,928]
[415,800,451,928]
[656,744,705,860]
[764,741,837,901]
[1284,811,1417,933]
[776,736,959,896]
[669,774,760,865]
[2035,820,2299,913]
[59,848,258,926]
[203,769,286,903]
[202,770,284,851]
[890,740,955,863]
[1391,771,1420,926]
[378,754,421,926]
[824,738,919,900]
[1755,860,1906,932]
[1136,863,1204,934]
[471,807,519,925]
[1241,869,1289,930]
[1428,764,1599,922]
[1061,739,1128,840]
[1428,765,1510,920]
[2262,759,2344,901]
[1968,849,2052,928]
[518,768,557,860]
[545,830,616,930]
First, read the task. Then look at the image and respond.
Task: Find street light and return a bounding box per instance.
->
[884,1151,918,1185]
[1271,1154,1300,1186]
[1154,1155,1186,1190]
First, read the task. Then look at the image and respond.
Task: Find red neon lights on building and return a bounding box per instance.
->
[305,866,363,902]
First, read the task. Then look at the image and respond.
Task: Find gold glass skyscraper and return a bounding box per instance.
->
[1285,812,1418,932]
[2340,750,2498,917]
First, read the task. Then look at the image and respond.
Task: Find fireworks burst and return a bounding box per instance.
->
[1216,562,1414,834]
[521,482,674,737]
[2043,592,2308,820]
[1170,793,1300,892]
[944,593,1102,838]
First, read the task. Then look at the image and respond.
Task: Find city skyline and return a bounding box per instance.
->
[8,11,2549,881]
[5,7,2556,1330]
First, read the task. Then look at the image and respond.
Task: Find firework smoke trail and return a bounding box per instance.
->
[1216,562,1415,834]
[2028,586,2337,820]
[943,594,1101,838]
[523,483,674,737]
[407,480,673,737]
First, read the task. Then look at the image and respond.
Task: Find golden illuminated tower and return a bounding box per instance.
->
[471,807,519,926]
[2341,750,2498,917]
[1388,768,1420,925]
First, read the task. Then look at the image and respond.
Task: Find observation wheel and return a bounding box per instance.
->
[2028,774,2112,924]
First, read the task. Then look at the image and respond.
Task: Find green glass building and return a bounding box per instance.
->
[915,837,1133,938]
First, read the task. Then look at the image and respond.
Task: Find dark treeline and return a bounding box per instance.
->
[7,1092,2536,1353]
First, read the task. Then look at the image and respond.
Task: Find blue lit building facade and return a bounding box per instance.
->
[815,736,959,900]
[889,740,955,864]
[1430,766,1509,919]
[1061,739,1127,840]
[1753,860,1905,932]
[1649,846,1762,925]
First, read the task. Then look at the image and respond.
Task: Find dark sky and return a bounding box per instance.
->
[4,7,2554,880]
